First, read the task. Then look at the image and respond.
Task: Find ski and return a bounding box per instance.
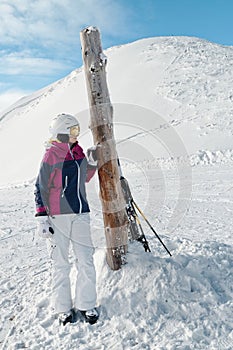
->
[120,176,151,252]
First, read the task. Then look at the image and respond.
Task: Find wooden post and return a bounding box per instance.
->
[80,26,128,270]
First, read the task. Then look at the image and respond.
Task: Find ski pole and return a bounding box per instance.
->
[132,200,172,257]
[132,203,151,252]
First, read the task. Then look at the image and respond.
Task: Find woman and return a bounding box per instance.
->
[34,113,99,325]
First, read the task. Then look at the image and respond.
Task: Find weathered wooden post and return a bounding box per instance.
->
[80,26,128,270]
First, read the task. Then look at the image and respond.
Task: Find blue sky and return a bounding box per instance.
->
[0,0,232,112]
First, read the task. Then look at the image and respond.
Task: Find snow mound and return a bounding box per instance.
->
[190,149,233,166]
[97,239,233,349]
[1,238,232,350]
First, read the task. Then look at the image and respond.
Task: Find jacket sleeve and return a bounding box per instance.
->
[34,160,52,216]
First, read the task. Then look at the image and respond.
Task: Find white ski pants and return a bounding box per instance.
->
[47,213,97,313]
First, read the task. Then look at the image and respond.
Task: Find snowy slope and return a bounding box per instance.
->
[0,36,233,349]
[0,36,233,185]
[0,165,233,349]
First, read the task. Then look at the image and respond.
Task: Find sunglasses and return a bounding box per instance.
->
[69,125,80,138]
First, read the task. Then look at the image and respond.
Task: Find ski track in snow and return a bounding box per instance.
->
[0,164,233,349]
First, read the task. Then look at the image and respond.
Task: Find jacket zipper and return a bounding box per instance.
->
[69,145,82,213]
[75,160,82,213]
[61,176,68,198]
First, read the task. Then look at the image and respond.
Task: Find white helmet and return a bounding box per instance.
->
[49,113,80,137]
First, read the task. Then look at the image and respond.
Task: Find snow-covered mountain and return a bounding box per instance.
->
[1,37,233,349]
[0,36,233,185]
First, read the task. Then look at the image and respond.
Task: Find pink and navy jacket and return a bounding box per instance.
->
[34,141,95,216]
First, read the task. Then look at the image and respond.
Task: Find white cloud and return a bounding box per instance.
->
[0,0,129,50]
[0,0,131,81]
[0,0,133,98]
[0,50,69,76]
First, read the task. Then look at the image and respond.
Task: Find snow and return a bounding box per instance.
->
[0,165,233,349]
[0,36,233,349]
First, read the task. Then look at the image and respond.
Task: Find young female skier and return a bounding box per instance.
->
[34,113,98,325]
